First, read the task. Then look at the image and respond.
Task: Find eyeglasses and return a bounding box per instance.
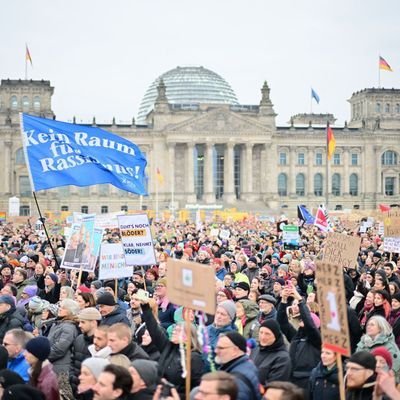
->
[345,366,366,372]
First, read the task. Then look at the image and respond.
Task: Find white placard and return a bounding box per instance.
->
[210,228,219,237]
[8,197,20,217]
[219,229,230,240]
[118,214,156,266]
[95,212,126,230]
[99,243,133,280]
[384,237,400,253]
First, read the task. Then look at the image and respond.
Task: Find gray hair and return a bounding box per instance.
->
[59,299,80,316]
[60,286,75,299]
[367,315,392,336]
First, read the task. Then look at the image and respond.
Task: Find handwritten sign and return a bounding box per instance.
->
[118,214,156,266]
[99,243,133,280]
[323,232,361,268]
[384,209,400,237]
[316,261,351,356]
[384,237,400,253]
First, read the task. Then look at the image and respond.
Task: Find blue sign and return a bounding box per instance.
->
[20,114,148,195]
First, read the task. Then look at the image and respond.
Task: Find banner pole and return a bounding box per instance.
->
[141,266,147,291]
[337,352,345,400]
[185,311,192,400]
[33,192,60,269]
[114,278,118,301]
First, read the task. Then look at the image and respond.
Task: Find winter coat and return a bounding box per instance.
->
[309,362,339,400]
[36,361,60,400]
[37,276,61,304]
[14,279,30,300]
[345,374,377,400]
[158,301,176,329]
[356,332,400,375]
[277,301,321,391]
[258,307,277,325]
[347,305,363,354]
[100,304,130,326]
[70,333,93,395]
[7,352,30,382]
[0,306,24,342]
[250,338,291,385]
[237,300,260,341]
[220,355,261,400]
[241,267,259,283]
[141,302,204,398]
[112,341,150,362]
[389,308,400,348]
[47,317,80,374]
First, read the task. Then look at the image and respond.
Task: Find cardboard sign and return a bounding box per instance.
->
[323,232,361,268]
[316,261,351,356]
[384,237,400,253]
[166,259,216,315]
[99,243,133,280]
[118,214,156,266]
[384,209,400,237]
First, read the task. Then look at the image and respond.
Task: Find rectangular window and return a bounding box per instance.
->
[385,177,395,196]
[351,153,358,166]
[61,206,69,212]
[315,153,323,165]
[19,205,30,216]
[279,152,287,165]
[333,153,341,165]
[121,205,128,212]
[19,176,31,197]
[297,153,305,165]
[101,206,108,214]
[81,206,89,214]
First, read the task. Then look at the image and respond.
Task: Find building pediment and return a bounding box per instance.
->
[166,109,269,133]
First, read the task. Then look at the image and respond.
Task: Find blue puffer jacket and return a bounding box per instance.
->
[220,354,261,400]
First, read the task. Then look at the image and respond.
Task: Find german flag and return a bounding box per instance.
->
[327,124,336,161]
[379,56,393,72]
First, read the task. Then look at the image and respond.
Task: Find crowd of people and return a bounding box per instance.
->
[0,215,398,399]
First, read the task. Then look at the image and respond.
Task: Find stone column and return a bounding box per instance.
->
[204,143,214,203]
[343,149,349,196]
[289,147,296,195]
[224,142,235,203]
[244,143,253,198]
[168,143,175,194]
[375,146,382,194]
[260,145,268,195]
[186,143,196,203]
[4,141,12,194]
[307,147,313,195]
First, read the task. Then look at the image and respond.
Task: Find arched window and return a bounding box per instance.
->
[349,174,358,196]
[22,96,29,110]
[314,173,323,196]
[33,96,41,111]
[278,173,287,196]
[296,173,305,196]
[19,176,31,197]
[332,173,341,196]
[10,96,18,109]
[382,151,398,165]
[396,104,400,113]
[15,148,25,165]
[385,103,390,113]
[376,103,381,113]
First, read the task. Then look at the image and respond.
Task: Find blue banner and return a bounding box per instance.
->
[20,114,148,195]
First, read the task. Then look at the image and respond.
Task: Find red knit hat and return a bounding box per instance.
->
[371,346,393,369]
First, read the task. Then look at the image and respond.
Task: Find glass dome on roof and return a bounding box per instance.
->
[136,66,239,125]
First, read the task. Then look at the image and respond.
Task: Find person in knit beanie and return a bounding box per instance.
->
[346,351,377,396]
[371,346,393,373]
[78,357,110,397]
[250,319,291,385]
[129,359,159,399]
[23,336,60,400]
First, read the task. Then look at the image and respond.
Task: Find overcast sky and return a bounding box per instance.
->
[2,0,399,125]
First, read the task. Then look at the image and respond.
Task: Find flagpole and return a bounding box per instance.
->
[25,56,27,80]
[310,88,313,114]
[325,123,329,208]
[155,170,159,220]
[171,172,175,220]
[378,55,381,88]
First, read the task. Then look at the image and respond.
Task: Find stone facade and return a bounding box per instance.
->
[0,78,399,215]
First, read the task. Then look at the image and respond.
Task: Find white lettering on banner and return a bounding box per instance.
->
[24,129,71,146]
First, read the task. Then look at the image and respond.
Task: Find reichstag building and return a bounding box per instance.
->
[0,66,399,215]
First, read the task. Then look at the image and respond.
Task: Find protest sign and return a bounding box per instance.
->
[0,212,6,222]
[219,229,230,240]
[87,228,104,272]
[166,258,216,315]
[118,214,156,266]
[95,212,125,230]
[384,237,400,253]
[384,209,400,237]
[316,261,351,356]
[323,232,361,268]
[62,215,96,270]
[210,228,219,237]
[282,225,299,250]
[99,243,132,280]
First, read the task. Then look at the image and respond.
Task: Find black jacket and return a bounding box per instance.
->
[37,276,61,304]
[0,306,24,342]
[347,306,363,353]
[100,305,130,326]
[345,374,376,400]
[141,303,204,398]
[277,301,321,390]
[309,362,339,400]
[70,333,93,395]
[250,338,291,385]
[112,341,150,362]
